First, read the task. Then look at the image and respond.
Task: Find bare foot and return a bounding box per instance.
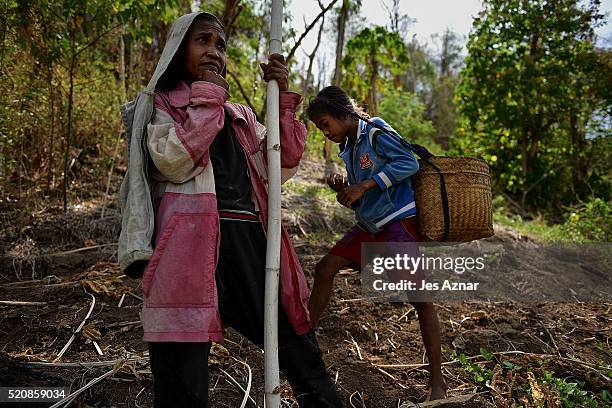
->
[426,381,448,400]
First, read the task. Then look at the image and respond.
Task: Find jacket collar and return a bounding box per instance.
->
[167,80,191,108]
[340,119,366,152]
[356,119,366,142]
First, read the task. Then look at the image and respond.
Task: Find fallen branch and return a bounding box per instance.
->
[219,366,257,408]
[25,357,145,368]
[399,393,476,407]
[34,244,117,258]
[375,367,407,389]
[0,300,47,306]
[347,332,363,360]
[55,290,96,361]
[48,360,124,408]
[93,341,103,356]
[349,390,366,408]
[0,279,47,288]
[231,357,254,408]
[127,291,143,301]
[117,293,126,308]
[373,350,611,381]
[105,320,142,329]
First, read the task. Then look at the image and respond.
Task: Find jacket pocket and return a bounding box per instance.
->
[143,213,219,307]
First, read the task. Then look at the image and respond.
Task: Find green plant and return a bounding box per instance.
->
[377,89,442,155]
[540,371,600,408]
[451,349,494,385]
[561,198,611,242]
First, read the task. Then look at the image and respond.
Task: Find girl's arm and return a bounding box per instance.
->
[370,117,419,190]
[147,82,228,183]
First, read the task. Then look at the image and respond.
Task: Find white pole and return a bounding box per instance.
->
[264,0,283,407]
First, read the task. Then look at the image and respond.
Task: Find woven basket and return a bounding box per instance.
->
[412,156,493,242]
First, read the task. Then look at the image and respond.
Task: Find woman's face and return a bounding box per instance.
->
[182,20,227,81]
[312,113,354,144]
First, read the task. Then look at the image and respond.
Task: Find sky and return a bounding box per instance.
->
[286,0,611,79]
[288,0,485,46]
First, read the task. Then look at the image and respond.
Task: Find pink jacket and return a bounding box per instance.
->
[141,80,310,342]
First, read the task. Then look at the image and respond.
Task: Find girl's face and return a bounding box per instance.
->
[182,21,227,81]
[312,113,355,144]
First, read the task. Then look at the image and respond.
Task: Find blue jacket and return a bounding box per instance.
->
[339,117,419,233]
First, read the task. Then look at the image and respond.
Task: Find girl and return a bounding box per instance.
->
[118,12,342,408]
[306,85,448,400]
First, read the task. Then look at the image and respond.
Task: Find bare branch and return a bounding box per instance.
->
[75,23,123,58]
[286,0,339,63]
[227,70,261,122]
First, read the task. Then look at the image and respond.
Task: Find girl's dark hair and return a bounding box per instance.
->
[157,13,225,91]
[306,86,370,122]
[309,86,435,159]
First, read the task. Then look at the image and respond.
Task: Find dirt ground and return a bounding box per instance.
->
[1,159,610,407]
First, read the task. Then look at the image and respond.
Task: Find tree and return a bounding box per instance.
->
[438,28,462,77]
[324,0,360,168]
[381,0,413,38]
[0,0,183,208]
[378,90,438,152]
[428,28,463,149]
[342,26,408,115]
[455,0,607,209]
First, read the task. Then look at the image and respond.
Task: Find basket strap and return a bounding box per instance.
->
[366,119,450,241]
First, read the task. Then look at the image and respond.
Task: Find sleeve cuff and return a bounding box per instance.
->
[373,171,393,190]
[279,91,303,110]
[190,81,229,105]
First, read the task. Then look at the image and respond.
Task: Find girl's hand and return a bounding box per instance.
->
[336,179,378,208]
[336,185,365,208]
[326,173,348,192]
[260,53,288,91]
[198,69,229,90]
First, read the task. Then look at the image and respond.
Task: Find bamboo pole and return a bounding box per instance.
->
[264,0,283,406]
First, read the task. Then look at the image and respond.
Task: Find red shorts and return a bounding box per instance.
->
[330,217,420,270]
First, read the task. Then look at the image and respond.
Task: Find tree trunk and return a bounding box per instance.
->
[570,113,587,198]
[63,51,76,211]
[302,18,325,131]
[46,63,55,193]
[367,58,378,115]
[100,31,126,219]
[324,0,349,171]
[521,129,529,188]
[332,0,348,87]
[222,0,243,42]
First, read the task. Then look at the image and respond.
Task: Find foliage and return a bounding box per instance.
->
[451,349,609,406]
[1,0,610,238]
[454,0,610,213]
[561,197,611,241]
[342,25,408,114]
[377,89,441,155]
[0,0,186,204]
[451,349,494,385]
[537,371,601,408]
[492,194,611,243]
[493,209,568,242]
